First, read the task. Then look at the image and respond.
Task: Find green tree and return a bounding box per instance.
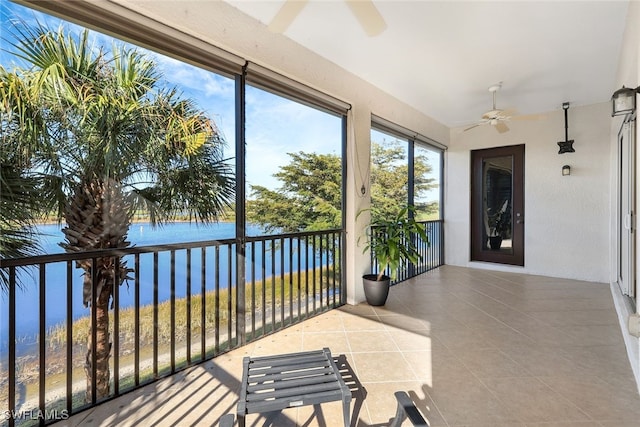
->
[246,141,437,231]
[370,139,438,222]
[247,151,341,232]
[0,153,42,287]
[0,22,234,401]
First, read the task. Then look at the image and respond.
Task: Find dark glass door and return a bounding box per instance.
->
[471,145,524,266]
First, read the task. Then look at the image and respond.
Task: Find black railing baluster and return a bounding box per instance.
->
[214,246,220,355]
[261,241,266,334]
[0,228,399,421]
[332,233,337,307]
[340,230,345,305]
[113,257,120,395]
[9,267,16,427]
[66,261,73,413]
[186,248,192,364]
[312,235,317,313]
[297,237,301,320]
[280,237,285,328]
[369,220,444,285]
[201,247,206,360]
[134,254,140,386]
[250,242,256,337]
[39,263,46,426]
[90,258,97,404]
[227,244,232,347]
[170,250,176,372]
[289,237,293,323]
[304,236,309,318]
[153,252,159,378]
[320,237,325,308]
[271,239,276,330]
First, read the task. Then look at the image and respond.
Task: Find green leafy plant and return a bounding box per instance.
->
[487,199,510,237]
[358,205,429,281]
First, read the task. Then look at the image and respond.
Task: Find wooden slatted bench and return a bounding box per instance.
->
[237,347,351,427]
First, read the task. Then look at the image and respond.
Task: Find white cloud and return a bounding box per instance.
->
[2,0,344,195]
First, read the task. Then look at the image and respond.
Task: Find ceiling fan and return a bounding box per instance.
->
[465,83,518,134]
[269,0,387,37]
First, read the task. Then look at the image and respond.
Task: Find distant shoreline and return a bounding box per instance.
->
[35,218,235,226]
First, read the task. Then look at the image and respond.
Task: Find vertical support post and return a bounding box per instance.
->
[235,65,247,346]
[408,139,416,278]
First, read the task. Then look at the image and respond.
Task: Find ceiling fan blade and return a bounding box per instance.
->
[511,112,547,121]
[268,0,308,33]
[464,124,481,132]
[345,0,387,36]
[495,122,510,133]
[499,108,518,118]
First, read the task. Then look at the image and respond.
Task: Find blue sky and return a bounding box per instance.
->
[0,0,438,204]
[0,0,342,193]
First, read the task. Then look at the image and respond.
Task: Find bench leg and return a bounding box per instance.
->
[237,414,245,427]
[342,398,350,427]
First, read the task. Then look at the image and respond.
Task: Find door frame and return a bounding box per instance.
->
[617,115,636,301]
[470,144,525,266]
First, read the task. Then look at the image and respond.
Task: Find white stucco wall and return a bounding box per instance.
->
[447,102,611,283]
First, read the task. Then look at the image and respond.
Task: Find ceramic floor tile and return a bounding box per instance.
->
[432,326,500,351]
[456,347,532,378]
[346,330,398,352]
[483,376,591,423]
[523,423,601,427]
[388,328,433,351]
[61,266,640,427]
[350,351,417,383]
[359,381,446,427]
[302,331,350,353]
[379,313,430,331]
[249,331,303,356]
[341,314,386,332]
[528,308,618,326]
[301,311,345,332]
[426,376,521,425]
[500,344,594,378]
[540,375,640,422]
[555,324,626,346]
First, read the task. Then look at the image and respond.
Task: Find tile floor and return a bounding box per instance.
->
[62,266,640,426]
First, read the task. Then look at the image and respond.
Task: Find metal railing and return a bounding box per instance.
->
[0,229,344,426]
[371,220,444,284]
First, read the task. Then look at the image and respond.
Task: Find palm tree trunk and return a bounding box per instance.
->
[61,179,132,402]
[85,266,113,401]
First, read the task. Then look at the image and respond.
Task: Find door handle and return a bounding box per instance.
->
[625,213,633,231]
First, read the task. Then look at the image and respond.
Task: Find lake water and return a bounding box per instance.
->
[0,221,319,355]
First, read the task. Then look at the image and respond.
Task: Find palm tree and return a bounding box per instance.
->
[0,155,42,288]
[0,21,235,401]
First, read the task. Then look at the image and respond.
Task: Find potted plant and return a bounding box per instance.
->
[358,206,429,305]
[486,199,510,250]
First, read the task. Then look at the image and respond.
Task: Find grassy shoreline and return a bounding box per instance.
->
[1,266,340,409]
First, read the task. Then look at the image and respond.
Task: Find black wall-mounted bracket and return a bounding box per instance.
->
[557,102,575,154]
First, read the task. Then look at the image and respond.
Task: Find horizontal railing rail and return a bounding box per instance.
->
[0,228,344,426]
[371,219,444,285]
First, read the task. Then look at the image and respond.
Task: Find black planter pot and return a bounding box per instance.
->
[489,236,503,250]
[362,274,391,306]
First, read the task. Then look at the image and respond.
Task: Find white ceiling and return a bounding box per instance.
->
[224,0,629,128]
